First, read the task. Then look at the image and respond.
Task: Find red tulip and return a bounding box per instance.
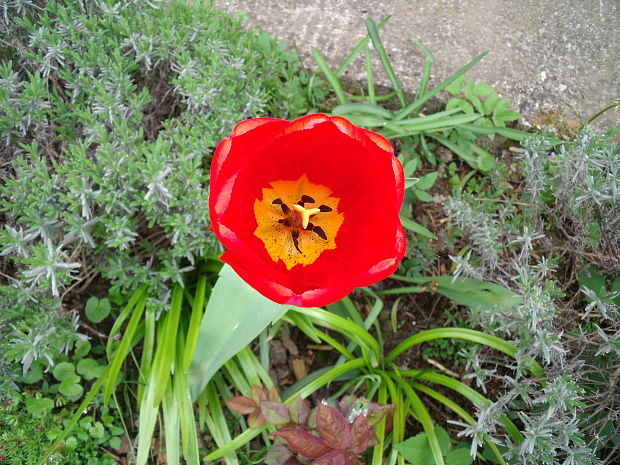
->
[209,114,406,307]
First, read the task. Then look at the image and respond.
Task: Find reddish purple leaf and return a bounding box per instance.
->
[350,414,370,454]
[268,385,281,401]
[250,385,268,404]
[227,396,257,415]
[309,450,346,465]
[366,403,394,427]
[275,428,334,459]
[316,403,351,450]
[264,444,293,465]
[261,400,291,427]
[247,409,265,429]
[288,396,310,425]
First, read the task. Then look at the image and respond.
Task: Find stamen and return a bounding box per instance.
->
[278,218,291,227]
[280,203,291,215]
[312,225,327,240]
[291,229,302,253]
[319,205,332,212]
[272,198,282,204]
[301,195,315,204]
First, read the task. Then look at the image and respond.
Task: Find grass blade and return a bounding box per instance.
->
[337,16,391,76]
[366,17,406,107]
[385,327,518,365]
[413,40,433,103]
[312,46,347,105]
[393,374,445,465]
[394,51,488,120]
[182,274,207,372]
[365,42,376,105]
[104,293,147,405]
[153,283,184,406]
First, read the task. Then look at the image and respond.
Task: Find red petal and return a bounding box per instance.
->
[210,114,406,307]
[275,428,334,459]
[316,403,350,450]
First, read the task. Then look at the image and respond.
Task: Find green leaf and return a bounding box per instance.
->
[445,76,464,95]
[58,375,84,401]
[405,177,419,189]
[76,358,105,380]
[74,339,91,358]
[446,98,474,114]
[62,437,78,451]
[52,362,75,381]
[26,397,54,417]
[108,436,122,450]
[414,190,434,202]
[446,447,474,465]
[395,426,453,464]
[473,84,494,96]
[188,264,287,399]
[403,158,418,176]
[22,362,44,384]
[85,297,111,323]
[483,93,498,114]
[578,266,606,297]
[415,171,439,190]
[475,150,496,172]
[399,215,438,240]
[88,421,105,439]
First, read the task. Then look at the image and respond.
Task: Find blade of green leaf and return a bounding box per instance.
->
[336,16,391,76]
[393,374,445,465]
[332,103,393,119]
[162,382,181,465]
[399,215,438,239]
[312,46,347,105]
[182,274,208,372]
[366,17,406,107]
[153,284,184,407]
[104,293,147,405]
[393,51,488,120]
[365,42,376,105]
[188,264,287,400]
[413,41,433,105]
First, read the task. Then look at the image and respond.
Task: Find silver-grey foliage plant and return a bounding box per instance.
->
[0,0,310,388]
[444,127,619,464]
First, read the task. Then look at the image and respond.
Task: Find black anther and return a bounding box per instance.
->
[319,205,332,212]
[291,229,302,253]
[278,218,291,227]
[280,203,290,215]
[301,195,315,204]
[312,226,327,240]
[272,198,282,205]
[306,222,314,230]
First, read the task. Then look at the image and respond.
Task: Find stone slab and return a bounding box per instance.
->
[213,0,619,130]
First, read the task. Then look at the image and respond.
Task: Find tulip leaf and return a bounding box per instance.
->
[188,264,287,400]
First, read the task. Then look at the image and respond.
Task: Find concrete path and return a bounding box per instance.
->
[213,0,619,130]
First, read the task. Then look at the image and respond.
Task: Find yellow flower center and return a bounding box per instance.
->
[253,175,344,269]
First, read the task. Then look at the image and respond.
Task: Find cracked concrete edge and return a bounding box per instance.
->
[212,0,619,131]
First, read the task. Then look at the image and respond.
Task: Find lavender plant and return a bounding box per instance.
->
[443,127,619,464]
[0,0,309,386]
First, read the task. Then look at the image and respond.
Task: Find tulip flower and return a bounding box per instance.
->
[209,114,405,307]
